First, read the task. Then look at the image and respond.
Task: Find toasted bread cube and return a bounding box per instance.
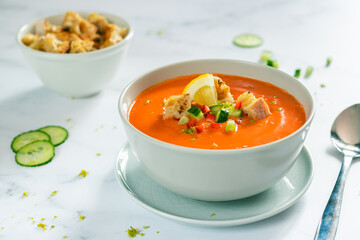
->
[79,20,98,40]
[22,33,39,46]
[55,32,80,42]
[69,39,94,53]
[100,24,128,48]
[35,19,62,36]
[62,11,83,35]
[163,94,191,119]
[41,34,70,53]
[88,13,108,33]
[214,76,234,103]
[238,92,271,119]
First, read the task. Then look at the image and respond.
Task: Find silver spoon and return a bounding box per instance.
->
[314,104,360,239]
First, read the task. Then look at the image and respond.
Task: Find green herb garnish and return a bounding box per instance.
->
[210,213,216,217]
[320,84,326,88]
[145,100,150,104]
[304,66,313,78]
[143,226,150,229]
[277,108,282,111]
[181,127,196,134]
[326,57,332,67]
[126,226,140,238]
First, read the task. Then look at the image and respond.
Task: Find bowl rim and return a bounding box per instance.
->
[119,59,315,154]
[16,11,134,59]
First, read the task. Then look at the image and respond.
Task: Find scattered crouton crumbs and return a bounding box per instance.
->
[80,215,85,220]
[326,57,332,67]
[41,218,45,221]
[66,118,72,122]
[78,170,88,178]
[143,226,150,229]
[23,192,29,197]
[37,223,46,231]
[320,84,326,88]
[210,213,216,217]
[276,108,282,111]
[96,153,101,156]
[50,190,58,197]
[145,100,150,104]
[51,225,55,229]
[126,226,140,237]
[212,143,218,148]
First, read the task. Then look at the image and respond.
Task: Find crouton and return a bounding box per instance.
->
[69,39,94,53]
[163,94,191,119]
[88,13,108,33]
[100,24,128,48]
[55,32,80,42]
[62,11,83,35]
[41,34,70,53]
[21,33,39,46]
[214,76,234,103]
[238,91,271,119]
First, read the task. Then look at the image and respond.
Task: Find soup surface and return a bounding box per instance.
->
[128,73,306,149]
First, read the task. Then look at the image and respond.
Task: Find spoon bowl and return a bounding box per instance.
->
[315,103,360,240]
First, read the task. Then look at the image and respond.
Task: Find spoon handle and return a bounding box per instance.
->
[314,155,353,240]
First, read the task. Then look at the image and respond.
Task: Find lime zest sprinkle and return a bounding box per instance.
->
[50,190,58,197]
[294,69,301,78]
[326,57,332,67]
[23,192,29,197]
[210,213,216,217]
[304,66,314,78]
[78,170,88,178]
[143,225,150,229]
[37,223,46,231]
[126,226,140,237]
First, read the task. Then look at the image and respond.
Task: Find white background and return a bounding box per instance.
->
[0,0,360,239]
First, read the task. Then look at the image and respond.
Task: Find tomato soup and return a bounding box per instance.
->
[128,74,306,149]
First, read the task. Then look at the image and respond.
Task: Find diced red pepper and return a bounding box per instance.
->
[187,119,197,128]
[205,114,216,123]
[235,119,242,125]
[210,123,223,129]
[201,105,211,114]
[195,123,208,133]
[235,100,242,110]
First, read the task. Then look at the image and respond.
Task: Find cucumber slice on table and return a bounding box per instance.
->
[11,130,50,153]
[15,140,55,167]
[38,126,68,146]
[233,34,263,48]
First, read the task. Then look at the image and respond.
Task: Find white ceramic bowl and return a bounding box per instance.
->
[16,12,133,98]
[119,59,315,201]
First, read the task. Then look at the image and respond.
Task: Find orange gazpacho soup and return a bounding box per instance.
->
[128,73,306,149]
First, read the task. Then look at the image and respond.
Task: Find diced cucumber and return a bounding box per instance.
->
[225,119,237,132]
[188,106,204,120]
[15,140,55,167]
[178,115,189,125]
[209,104,223,115]
[229,109,242,118]
[11,130,50,153]
[38,126,68,146]
[216,109,229,123]
[233,34,263,48]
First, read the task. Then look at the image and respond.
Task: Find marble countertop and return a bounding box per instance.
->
[1,0,360,239]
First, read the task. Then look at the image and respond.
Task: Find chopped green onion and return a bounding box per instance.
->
[178,115,189,125]
[294,69,301,78]
[143,226,150,229]
[326,57,332,67]
[304,66,313,78]
[181,127,195,134]
[225,119,237,132]
[260,50,273,62]
[267,59,279,68]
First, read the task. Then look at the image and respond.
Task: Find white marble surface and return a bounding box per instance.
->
[1,0,360,239]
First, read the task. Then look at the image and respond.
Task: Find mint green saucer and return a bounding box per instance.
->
[115,143,313,227]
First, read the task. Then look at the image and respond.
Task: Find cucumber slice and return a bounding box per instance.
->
[15,140,55,167]
[11,130,51,153]
[38,126,68,146]
[233,34,263,48]
[229,108,242,118]
[216,109,229,123]
[188,106,204,120]
[209,104,223,115]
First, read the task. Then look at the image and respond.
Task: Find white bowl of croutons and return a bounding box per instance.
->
[16,11,133,98]
[119,59,315,201]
